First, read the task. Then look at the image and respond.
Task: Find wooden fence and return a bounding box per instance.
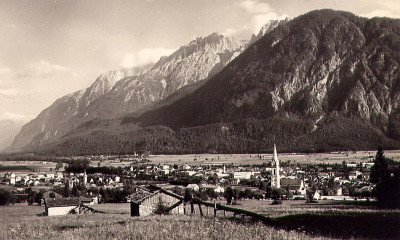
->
[149,185,273,224]
[186,198,273,224]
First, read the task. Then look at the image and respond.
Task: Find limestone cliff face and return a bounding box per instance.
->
[136,10,400,140]
[84,33,247,119]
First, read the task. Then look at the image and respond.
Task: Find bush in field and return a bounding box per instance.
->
[305,189,318,203]
[224,187,239,204]
[0,189,14,205]
[154,197,170,215]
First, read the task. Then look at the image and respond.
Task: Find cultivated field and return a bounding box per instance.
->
[81,150,400,168]
[0,160,58,174]
[144,150,400,165]
[0,204,331,240]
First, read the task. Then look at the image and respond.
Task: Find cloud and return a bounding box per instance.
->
[119,48,175,68]
[238,0,288,34]
[361,9,400,19]
[0,112,33,123]
[17,60,71,78]
[239,0,273,14]
[0,88,18,97]
[222,28,238,36]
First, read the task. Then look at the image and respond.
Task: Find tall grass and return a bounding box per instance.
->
[0,205,331,240]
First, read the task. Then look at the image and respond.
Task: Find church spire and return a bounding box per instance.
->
[274,143,280,188]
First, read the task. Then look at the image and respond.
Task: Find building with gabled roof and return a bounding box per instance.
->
[44,198,80,216]
[130,187,184,217]
[280,178,306,195]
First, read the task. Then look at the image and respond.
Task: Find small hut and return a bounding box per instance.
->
[130,187,184,217]
[44,198,80,216]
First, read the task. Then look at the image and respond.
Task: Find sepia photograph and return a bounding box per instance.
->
[0,0,400,239]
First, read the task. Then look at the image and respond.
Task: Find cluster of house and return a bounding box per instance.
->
[0,145,378,216]
[2,172,64,186]
[1,171,124,189]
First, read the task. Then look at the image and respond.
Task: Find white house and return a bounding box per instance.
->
[233,172,253,180]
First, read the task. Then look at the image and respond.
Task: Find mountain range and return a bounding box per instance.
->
[8,23,281,152]
[6,10,400,155]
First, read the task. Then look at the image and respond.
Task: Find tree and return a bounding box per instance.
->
[0,189,14,205]
[370,146,388,184]
[370,147,400,208]
[49,192,56,199]
[27,191,37,205]
[35,191,44,205]
[72,184,80,197]
[64,181,71,197]
[224,186,233,204]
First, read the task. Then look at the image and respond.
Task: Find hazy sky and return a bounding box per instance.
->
[0,0,399,123]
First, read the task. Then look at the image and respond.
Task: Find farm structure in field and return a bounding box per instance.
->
[130,188,184,216]
[44,197,101,216]
[45,198,80,216]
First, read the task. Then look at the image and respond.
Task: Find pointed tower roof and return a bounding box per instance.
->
[273,143,279,167]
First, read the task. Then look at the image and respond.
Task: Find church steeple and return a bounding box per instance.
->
[83,170,87,186]
[273,143,280,188]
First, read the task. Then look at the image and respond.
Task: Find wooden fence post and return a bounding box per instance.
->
[198,204,203,217]
[213,201,217,219]
[191,202,194,214]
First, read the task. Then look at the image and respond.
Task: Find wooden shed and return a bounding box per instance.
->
[45,198,80,216]
[130,187,184,217]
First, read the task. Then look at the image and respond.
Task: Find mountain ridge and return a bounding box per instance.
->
[10,9,400,155]
[9,27,290,152]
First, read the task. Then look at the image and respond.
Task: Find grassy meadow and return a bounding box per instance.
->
[1,201,400,239]
[0,204,332,240]
[229,200,400,239]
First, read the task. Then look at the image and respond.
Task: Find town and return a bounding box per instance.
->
[0,146,381,216]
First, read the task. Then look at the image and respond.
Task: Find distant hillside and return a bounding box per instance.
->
[0,120,25,151]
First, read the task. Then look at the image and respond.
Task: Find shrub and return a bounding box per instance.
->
[0,189,14,205]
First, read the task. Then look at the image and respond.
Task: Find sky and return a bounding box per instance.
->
[0,0,399,124]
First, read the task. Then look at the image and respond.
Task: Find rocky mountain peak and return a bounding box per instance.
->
[250,18,291,44]
[8,31,249,152]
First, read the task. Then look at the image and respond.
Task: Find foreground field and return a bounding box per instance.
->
[0,205,330,240]
[234,200,400,239]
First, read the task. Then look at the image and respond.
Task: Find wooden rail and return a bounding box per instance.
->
[190,198,274,224]
[150,185,274,224]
